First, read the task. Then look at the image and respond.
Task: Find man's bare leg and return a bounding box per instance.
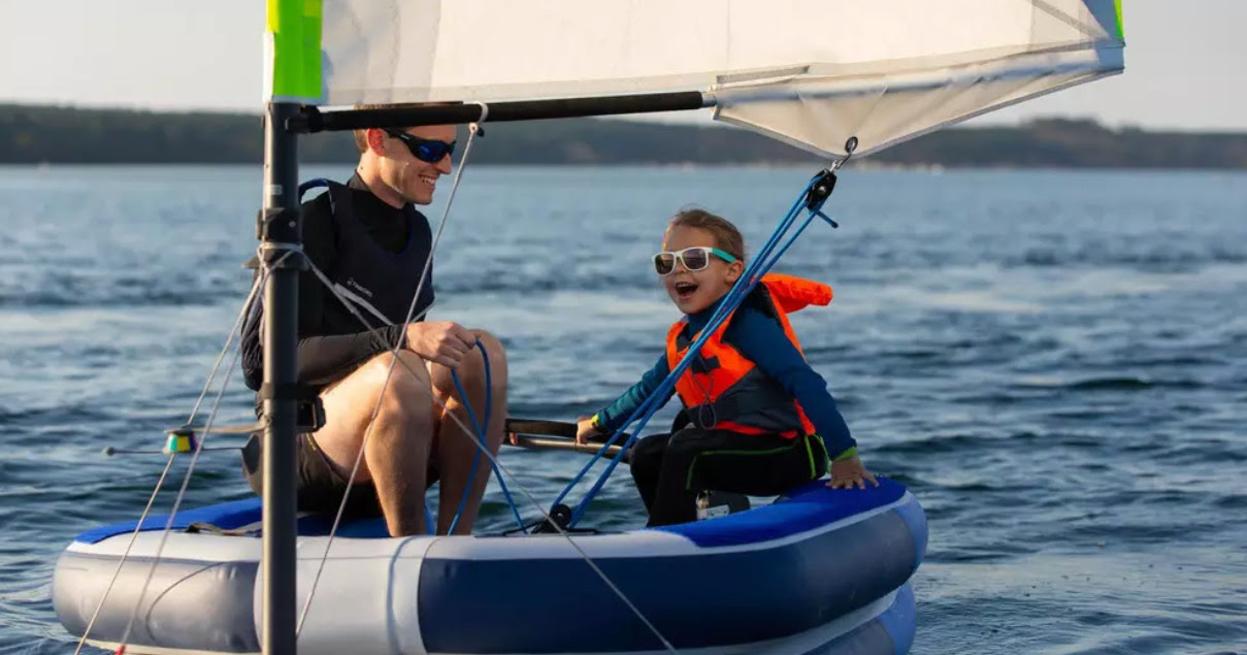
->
[313,350,436,537]
[428,330,508,535]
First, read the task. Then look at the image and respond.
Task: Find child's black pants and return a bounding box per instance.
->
[629,427,827,527]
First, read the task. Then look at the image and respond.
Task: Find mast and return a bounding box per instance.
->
[261,0,319,649]
[259,101,300,654]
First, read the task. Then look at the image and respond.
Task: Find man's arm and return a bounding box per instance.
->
[292,196,406,385]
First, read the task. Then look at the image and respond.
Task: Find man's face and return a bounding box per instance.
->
[376,124,456,205]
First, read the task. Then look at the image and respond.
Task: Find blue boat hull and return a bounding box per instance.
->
[55,478,925,654]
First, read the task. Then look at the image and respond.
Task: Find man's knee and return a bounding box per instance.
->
[369,350,433,410]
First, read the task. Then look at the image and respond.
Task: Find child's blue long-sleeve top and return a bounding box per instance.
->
[594,297,856,458]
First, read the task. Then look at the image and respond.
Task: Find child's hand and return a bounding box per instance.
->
[575,416,602,445]
[827,456,878,490]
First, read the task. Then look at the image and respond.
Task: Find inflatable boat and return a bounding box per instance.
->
[55,477,925,654]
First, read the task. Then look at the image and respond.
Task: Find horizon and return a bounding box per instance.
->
[4,103,1246,137]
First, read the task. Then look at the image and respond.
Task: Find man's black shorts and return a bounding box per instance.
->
[241,432,440,519]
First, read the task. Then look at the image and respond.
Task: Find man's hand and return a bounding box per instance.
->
[827,456,879,490]
[405,321,476,369]
[575,416,602,445]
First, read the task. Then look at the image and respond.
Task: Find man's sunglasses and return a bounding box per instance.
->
[653,247,738,276]
[383,128,456,164]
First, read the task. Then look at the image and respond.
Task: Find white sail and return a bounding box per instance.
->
[314,0,1123,157]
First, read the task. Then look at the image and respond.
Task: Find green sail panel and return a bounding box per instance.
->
[265,0,323,102]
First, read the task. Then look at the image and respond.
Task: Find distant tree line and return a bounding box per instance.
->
[2,104,1244,168]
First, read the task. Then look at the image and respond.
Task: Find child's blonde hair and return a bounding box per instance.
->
[668,208,746,262]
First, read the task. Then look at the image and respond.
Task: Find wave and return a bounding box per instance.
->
[1011,375,1206,392]
[1005,245,1247,270]
[873,431,1043,456]
[0,271,244,308]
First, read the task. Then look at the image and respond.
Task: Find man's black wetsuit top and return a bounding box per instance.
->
[242,173,435,391]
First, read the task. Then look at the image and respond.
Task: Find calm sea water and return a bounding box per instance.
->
[1,164,1245,654]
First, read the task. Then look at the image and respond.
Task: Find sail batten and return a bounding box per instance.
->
[305,0,1124,157]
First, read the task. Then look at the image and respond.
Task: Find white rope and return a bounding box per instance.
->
[72,456,174,655]
[74,264,271,654]
[111,251,292,650]
[293,118,676,652]
[298,267,675,648]
[423,395,677,652]
[75,120,672,651]
[297,120,483,635]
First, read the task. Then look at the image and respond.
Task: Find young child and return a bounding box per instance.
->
[577,209,876,527]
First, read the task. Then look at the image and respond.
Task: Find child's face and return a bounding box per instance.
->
[660,225,743,315]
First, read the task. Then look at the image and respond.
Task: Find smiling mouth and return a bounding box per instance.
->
[418,175,437,187]
[674,281,699,299]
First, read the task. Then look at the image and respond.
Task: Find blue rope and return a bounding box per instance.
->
[549,175,815,512]
[298,179,524,533]
[551,173,817,509]
[557,171,839,526]
[446,342,525,534]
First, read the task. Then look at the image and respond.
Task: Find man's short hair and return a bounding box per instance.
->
[352,102,462,154]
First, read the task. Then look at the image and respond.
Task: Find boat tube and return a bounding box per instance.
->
[55,477,925,654]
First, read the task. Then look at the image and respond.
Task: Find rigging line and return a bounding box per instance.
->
[297,120,485,635]
[392,120,484,349]
[292,132,673,652]
[284,315,670,650]
[114,251,292,651]
[186,260,269,434]
[551,174,818,511]
[294,250,494,636]
[323,119,486,526]
[72,456,175,655]
[412,378,684,652]
[573,182,827,516]
[565,172,832,525]
[287,291,676,651]
[75,266,269,654]
[571,159,848,521]
[446,342,527,535]
[311,256,522,535]
[303,354,681,652]
[435,394,678,652]
[306,252,521,536]
[563,175,812,497]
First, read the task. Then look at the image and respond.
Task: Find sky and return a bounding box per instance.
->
[1,0,1244,132]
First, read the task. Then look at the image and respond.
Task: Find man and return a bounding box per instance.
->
[241,119,507,537]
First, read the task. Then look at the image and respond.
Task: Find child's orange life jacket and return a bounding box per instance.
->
[664,273,832,439]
